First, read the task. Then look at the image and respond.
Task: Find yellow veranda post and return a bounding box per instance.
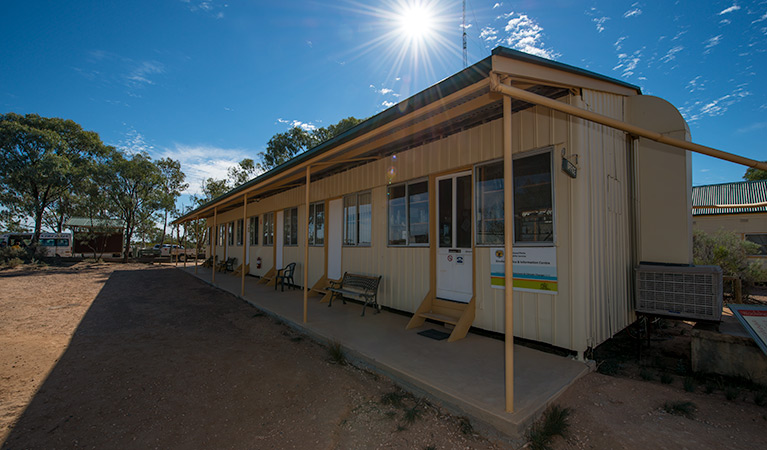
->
[303,165,310,324]
[502,86,515,413]
[212,207,217,284]
[241,195,247,297]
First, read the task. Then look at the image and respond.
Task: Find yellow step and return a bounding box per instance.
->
[417,312,459,326]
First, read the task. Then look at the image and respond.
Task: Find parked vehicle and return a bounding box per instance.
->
[162,244,196,261]
[0,233,72,257]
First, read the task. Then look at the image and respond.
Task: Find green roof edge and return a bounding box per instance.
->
[179,46,641,222]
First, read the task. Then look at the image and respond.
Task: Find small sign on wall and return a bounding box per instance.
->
[490,247,558,294]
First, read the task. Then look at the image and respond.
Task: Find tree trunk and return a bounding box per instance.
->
[161,209,168,245]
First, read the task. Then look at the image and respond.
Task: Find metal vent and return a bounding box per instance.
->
[635,264,723,322]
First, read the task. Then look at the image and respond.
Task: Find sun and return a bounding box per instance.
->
[396,3,435,40]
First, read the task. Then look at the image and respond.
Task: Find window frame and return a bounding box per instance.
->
[308,201,325,246]
[236,219,244,246]
[745,233,767,256]
[387,178,429,247]
[474,146,556,247]
[343,191,372,247]
[249,216,258,246]
[283,207,298,246]
[227,222,234,246]
[262,212,274,246]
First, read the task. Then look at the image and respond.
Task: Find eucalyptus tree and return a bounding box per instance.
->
[100,149,164,262]
[0,113,107,243]
[156,157,188,245]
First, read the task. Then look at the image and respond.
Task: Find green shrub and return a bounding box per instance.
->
[327,341,346,365]
[754,390,766,407]
[640,369,655,381]
[527,405,572,450]
[663,401,697,418]
[693,229,767,296]
[661,373,674,385]
[683,377,697,393]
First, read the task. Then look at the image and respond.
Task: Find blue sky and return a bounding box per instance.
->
[2,0,766,208]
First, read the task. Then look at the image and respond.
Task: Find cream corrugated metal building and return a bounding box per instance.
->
[176,47,693,357]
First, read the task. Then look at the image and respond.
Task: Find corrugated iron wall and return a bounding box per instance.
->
[205,92,637,352]
[573,89,635,351]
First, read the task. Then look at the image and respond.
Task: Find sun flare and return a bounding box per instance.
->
[396,4,435,39]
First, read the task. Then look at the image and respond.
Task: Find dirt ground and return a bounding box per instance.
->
[1,263,766,449]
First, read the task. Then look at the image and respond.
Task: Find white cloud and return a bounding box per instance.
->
[382,101,395,108]
[703,35,722,53]
[592,16,609,33]
[480,26,499,42]
[369,84,399,97]
[686,75,705,93]
[614,36,627,51]
[752,12,767,24]
[672,30,687,41]
[125,61,165,87]
[501,12,557,59]
[182,0,226,18]
[612,48,643,78]
[720,19,731,25]
[276,118,316,131]
[623,6,642,19]
[736,121,767,133]
[679,86,751,122]
[158,143,254,195]
[718,4,740,15]
[116,128,154,155]
[660,45,684,63]
[493,2,502,9]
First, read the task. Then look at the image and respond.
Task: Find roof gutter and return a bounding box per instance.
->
[489,72,767,172]
[692,202,767,209]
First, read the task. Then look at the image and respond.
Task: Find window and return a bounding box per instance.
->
[249,216,258,246]
[55,238,69,246]
[475,149,554,245]
[475,161,505,245]
[344,191,371,246]
[262,212,274,246]
[514,151,553,243]
[236,219,243,246]
[308,202,325,246]
[388,180,428,246]
[218,225,225,246]
[746,234,767,256]
[284,207,298,246]
[227,222,234,246]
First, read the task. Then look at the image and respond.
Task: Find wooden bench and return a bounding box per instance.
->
[216,257,236,272]
[327,272,382,317]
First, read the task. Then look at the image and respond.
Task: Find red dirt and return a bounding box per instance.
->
[1,262,766,449]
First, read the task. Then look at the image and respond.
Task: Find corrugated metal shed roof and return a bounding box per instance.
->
[692,180,767,215]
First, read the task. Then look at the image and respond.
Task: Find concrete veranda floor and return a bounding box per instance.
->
[178,263,590,439]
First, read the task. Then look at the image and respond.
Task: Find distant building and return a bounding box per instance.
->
[67,217,125,257]
[692,180,767,277]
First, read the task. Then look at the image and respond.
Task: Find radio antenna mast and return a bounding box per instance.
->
[462,0,467,67]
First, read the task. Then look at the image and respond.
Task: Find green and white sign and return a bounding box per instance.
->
[490,246,558,294]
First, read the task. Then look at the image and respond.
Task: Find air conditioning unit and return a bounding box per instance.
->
[635,264,723,322]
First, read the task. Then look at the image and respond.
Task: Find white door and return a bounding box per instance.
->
[276,210,284,269]
[436,172,473,303]
[327,198,343,280]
